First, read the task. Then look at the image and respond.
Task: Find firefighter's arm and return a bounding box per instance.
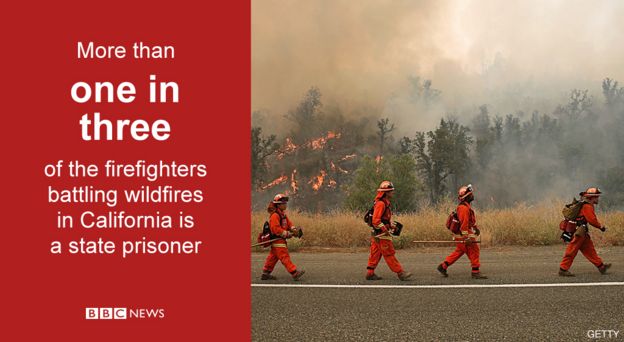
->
[372,201,389,233]
[285,217,295,231]
[581,205,603,229]
[285,217,304,237]
[269,213,291,238]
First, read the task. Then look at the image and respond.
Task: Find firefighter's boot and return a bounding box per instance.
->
[261,272,276,280]
[398,271,412,281]
[366,273,383,281]
[292,269,305,281]
[437,264,448,277]
[471,272,488,279]
[559,269,575,277]
[599,263,612,275]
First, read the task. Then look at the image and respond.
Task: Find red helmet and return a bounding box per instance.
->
[458,184,474,200]
[272,194,289,204]
[377,181,395,192]
[580,187,602,197]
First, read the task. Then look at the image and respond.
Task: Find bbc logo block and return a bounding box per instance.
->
[85,307,127,320]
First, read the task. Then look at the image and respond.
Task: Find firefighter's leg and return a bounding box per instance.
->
[466,243,481,274]
[367,237,382,275]
[579,236,605,268]
[380,239,404,274]
[443,244,466,269]
[560,236,583,271]
[273,246,298,274]
[262,248,279,273]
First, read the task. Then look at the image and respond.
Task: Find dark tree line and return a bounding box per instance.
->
[252,78,624,212]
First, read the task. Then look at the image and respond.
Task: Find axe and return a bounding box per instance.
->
[250,238,282,248]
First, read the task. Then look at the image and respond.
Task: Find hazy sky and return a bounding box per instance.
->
[253,0,624,130]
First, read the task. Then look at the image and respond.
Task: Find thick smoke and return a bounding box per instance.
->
[252,0,624,209]
[253,0,624,130]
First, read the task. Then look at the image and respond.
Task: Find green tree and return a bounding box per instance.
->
[404,119,472,203]
[285,86,323,142]
[388,154,421,212]
[251,127,280,187]
[344,156,390,212]
[377,117,395,155]
[344,155,422,212]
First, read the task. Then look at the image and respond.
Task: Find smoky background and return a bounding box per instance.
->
[251,0,624,212]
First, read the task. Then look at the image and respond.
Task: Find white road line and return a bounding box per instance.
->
[252,282,624,289]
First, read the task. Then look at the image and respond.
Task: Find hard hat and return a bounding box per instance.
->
[580,187,602,197]
[458,184,474,200]
[377,181,395,192]
[272,194,289,204]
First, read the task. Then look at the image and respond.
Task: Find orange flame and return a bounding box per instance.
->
[339,154,357,162]
[328,179,337,188]
[308,170,327,191]
[259,175,288,191]
[277,132,342,158]
[291,169,299,193]
[307,131,342,150]
[375,155,383,164]
[330,161,349,174]
[277,138,298,159]
[284,138,297,153]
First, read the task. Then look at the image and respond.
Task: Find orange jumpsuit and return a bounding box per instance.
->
[560,203,605,271]
[366,192,404,275]
[262,209,297,275]
[441,202,481,274]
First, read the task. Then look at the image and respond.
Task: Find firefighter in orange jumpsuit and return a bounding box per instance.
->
[261,194,305,281]
[559,188,611,276]
[437,184,487,279]
[366,181,412,281]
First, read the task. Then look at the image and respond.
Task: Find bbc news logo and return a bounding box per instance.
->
[85,307,165,320]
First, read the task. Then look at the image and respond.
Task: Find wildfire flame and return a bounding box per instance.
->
[259,175,288,191]
[375,155,383,164]
[277,131,342,159]
[291,169,299,193]
[328,179,337,188]
[330,161,349,174]
[308,131,341,150]
[277,138,298,159]
[308,170,327,191]
[339,154,357,162]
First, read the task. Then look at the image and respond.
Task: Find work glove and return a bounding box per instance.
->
[463,236,473,245]
[600,226,607,232]
[281,231,292,239]
[291,227,304,238]
[473,227,481,236]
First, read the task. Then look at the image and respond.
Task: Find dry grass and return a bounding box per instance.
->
[251,200,624,250]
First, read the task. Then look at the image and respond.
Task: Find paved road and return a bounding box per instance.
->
[252,246,624,341]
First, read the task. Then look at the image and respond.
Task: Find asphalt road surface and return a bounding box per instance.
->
[252,246,624,341]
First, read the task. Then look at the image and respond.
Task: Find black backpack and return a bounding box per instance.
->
[257,211,284,247]
[256,221,273,247]
[363,201,376,227]
[363,201,402,236]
